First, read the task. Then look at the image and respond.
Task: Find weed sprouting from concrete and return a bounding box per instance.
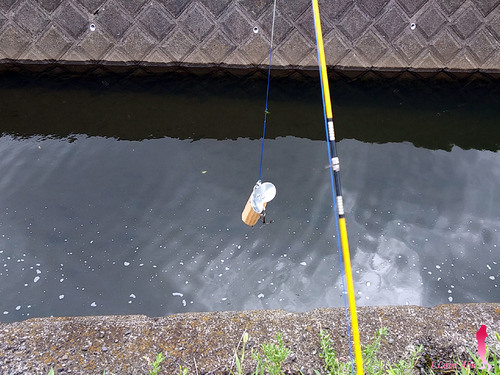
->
[317,327,421,375]
[44,328,500,374]
[252,332,292,375]
[144,352,166,375]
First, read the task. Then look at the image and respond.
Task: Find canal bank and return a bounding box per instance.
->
[1,303,499,374]
[0,0,499,78]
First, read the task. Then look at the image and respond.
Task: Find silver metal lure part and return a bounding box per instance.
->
[250,181,276,214]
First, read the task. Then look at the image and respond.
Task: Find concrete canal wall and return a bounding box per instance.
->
[0,0,499,77]
[1,303,499,374]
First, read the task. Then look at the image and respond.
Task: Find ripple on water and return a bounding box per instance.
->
[1,119,500,321]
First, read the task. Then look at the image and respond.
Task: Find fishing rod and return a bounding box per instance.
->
[311,0,364,374]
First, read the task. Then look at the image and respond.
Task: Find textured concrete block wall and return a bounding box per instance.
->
[0,0,499,73]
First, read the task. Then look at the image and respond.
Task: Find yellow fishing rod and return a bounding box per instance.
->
[311,1,364,374]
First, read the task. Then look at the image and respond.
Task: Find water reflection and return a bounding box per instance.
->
[343,141,499,307]
[0,72,499,322]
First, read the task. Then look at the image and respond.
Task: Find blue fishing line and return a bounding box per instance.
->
[258,0,277,182]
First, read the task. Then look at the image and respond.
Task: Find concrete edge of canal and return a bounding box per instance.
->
[1,303,499,374]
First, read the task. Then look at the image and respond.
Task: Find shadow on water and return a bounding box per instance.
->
[1,69,500,151]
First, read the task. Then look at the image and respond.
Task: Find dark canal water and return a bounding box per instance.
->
[0,70,499,322]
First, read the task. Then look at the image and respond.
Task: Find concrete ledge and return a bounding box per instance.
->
[1,303,499,374]
[0,0,500,76]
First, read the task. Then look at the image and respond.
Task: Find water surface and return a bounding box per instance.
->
[0,71,499,322]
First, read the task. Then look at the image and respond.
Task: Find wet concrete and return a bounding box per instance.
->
[1,303,499,374]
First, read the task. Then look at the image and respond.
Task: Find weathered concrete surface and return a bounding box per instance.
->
[0,0,500,76]
[1,304,499,374]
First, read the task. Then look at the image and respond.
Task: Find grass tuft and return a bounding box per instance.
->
[318,327,422,375]
[44,328,500,374]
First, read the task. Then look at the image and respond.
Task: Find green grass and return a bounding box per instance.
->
[45,328,500,374]
[317,328,500,375]
[230,331,249,375]
[252,332,292,375]
[315,327,422,375]
[146,352,166,375]
[229,331,291,375]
